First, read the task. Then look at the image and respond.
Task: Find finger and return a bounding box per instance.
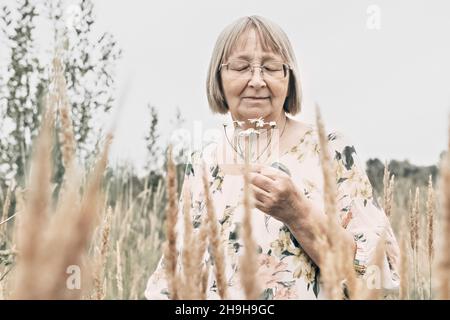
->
[247,164,286,180]
[251,184,271,203]
[248,172,274,193]
[253,198,268,213]
[260,165,288,180]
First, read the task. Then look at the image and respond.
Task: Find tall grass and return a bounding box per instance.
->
[0,48,448,300]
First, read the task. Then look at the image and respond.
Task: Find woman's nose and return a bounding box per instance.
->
[248,67,267,88]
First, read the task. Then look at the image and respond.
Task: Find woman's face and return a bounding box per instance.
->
[220,28,289,124]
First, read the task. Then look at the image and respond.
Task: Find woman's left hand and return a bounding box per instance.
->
[246,164,308,226]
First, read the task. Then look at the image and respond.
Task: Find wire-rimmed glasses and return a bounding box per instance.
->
[219,59,291,80]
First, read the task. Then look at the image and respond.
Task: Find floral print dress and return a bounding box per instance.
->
[145,121,400,300]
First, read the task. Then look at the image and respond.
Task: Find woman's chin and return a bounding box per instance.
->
[237,104,270,120]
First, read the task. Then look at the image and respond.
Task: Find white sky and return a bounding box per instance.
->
[2,0,450,170]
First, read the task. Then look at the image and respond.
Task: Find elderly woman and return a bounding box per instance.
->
[145,15,399,300]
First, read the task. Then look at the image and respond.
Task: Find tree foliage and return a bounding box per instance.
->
[0,0,122,186]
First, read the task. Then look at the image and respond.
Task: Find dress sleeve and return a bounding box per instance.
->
[144,149,209,300]
[327,132,400,290]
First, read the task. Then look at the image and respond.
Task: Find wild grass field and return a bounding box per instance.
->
[0,49,448,300]
[0,0,448,300]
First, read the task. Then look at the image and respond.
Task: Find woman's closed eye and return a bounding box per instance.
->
[229,61,251,72]
[263,62,283,72]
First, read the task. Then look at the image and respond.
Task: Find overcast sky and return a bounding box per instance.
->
[2,0,450,170]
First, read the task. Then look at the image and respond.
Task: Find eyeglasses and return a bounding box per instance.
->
[219,59,291,80]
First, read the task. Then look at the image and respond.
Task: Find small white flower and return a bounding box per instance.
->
[255,120,266,128]
[248,117,265,128]
[269,121,276,128]
[233,120,245,127]
[238,128,260,137]
[248,117,262,123]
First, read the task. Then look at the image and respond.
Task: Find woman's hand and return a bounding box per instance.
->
[246,163,356,267]
[246,164,309,226]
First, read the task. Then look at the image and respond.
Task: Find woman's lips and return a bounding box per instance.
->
[242,97,270,100]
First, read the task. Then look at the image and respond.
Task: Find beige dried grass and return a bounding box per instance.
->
[315,104,343,300]
[11,47,112,299]
[92,206,112,300]
[180,179,196,299]
[163,146,179,300]
[193,208,210,299]
[438,118,450,300]
[383,162,395,218]
[239,136,261,300]
[202,162,228,300]
[399,224,410,300]
[426,175,435,299]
